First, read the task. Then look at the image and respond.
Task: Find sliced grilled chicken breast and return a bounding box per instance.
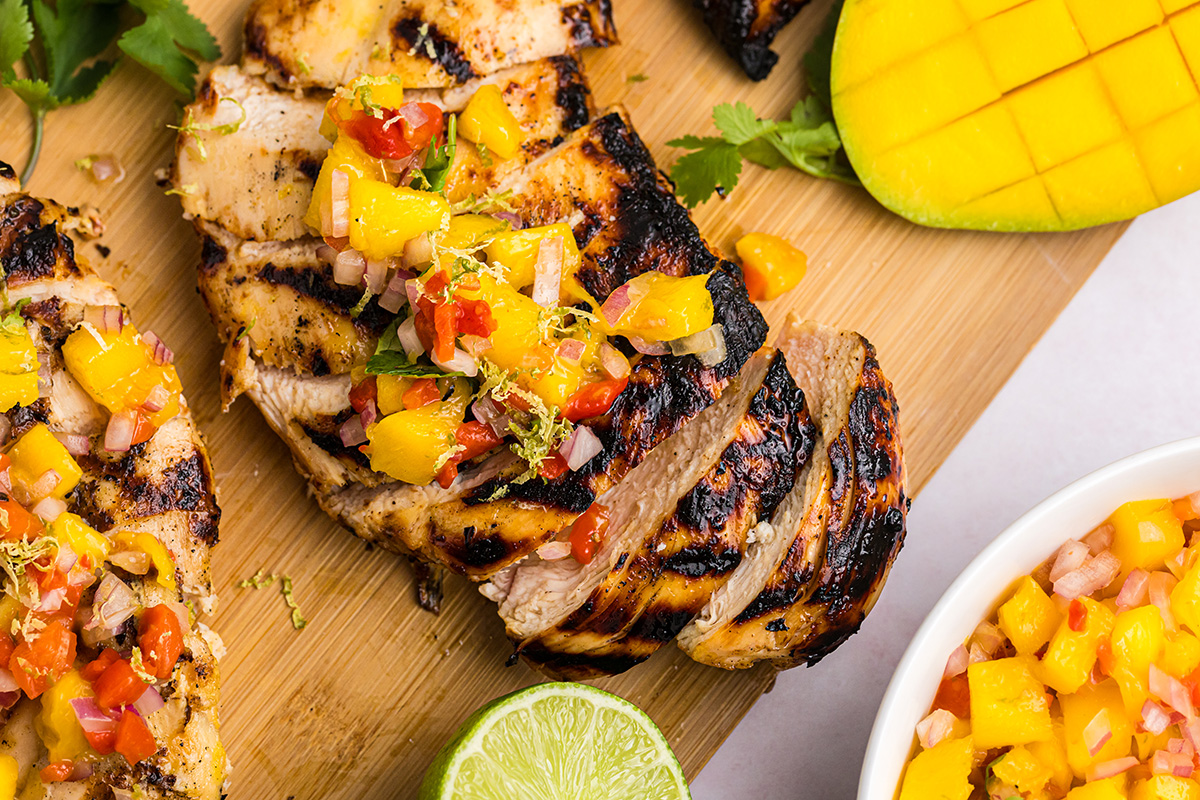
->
[693,0,810,80]
[513,351,817,678]
[174,57,593,242]
[494,349,776,644]
[1,176,227,798]
[678,317,906,668]
[242,0,615,90]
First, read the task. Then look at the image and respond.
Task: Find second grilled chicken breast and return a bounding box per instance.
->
[678,317,906,668]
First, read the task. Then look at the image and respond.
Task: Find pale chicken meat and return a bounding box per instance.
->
[242,0,615,90]
[678,317,906,668]
[0,171,227,797]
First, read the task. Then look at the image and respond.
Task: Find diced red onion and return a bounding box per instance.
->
[383,153,420,182]
[83,304,124,334]
[69,697,119,734]
[402,234,433,269]
[68,761,94,781]
[1116,568,1151,610]
[1151,571,1179,629]
[141,383,170,413]
[1151,664,1195,719]
[1086,757,1139,781]
[396,316,424,359]
[36,586,66,613]
[459,334,493,359]
[0,692,18,709]
[142,330,174,365]
[108,550,151,574]
[164,600,191,632]
[0,469,9,495]
[968,642,989,665]
[1143,699,1174,735]
[378,270,412,314]
[89,573,137,631]
[1050,539,1089,582]
[1054,550,1121,599]
[0,669,18,693]
[599,342,630,380]
[105,409,137,452]
[397,103,429,129]
[29,469,61,500]
[84,154,124,185]
[316,244,339,266]
[627,336,670,356]
[333,248,367,286]
[532,236,563,308]
[365,258,390,294]
[55,542,77,573]
[54,432,90,456]
[472,396,511,438]
[1170,737,1192,755]
[559,425,602,471]
[359,400,378,427]
[431,347,478,378]
[916,709,957,750]
[1170,548,1191,580]
[31,496,66,522]
[1152,749,1195,777]
[600,285,633,327]
[339,416,368,447]
[971,621,1005,658]
[669,324,725,357]
[492,211,523,230]
[133,686,165,717]
[329,169,350,238]
[1084,708,1114,756]
[556,338,585,362]
[536,540,572,561]
[1084,523,1115,555]
[943,644,969,679]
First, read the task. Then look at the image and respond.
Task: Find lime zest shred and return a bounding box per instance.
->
[476,142,493,167]
[129,647,157,684]
[168,97,247,161]
[164,184,198,197]
[238,569,307,630]
[477,360,573,484]
[350,287,373,318]
[296,52,312,76]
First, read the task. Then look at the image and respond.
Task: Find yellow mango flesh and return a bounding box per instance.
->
[35,670,92,763]
[1040,596,1115,694]
[1132,775,1200,800]
[1111,499,1186,579]
[1061,680,1133,779]
[897,735,974,800]
[7,423,82,501]
[993,745,1053,794]
[458,84,523,160]
[48,513,111,566]
[0,755,14,800]
[348,180,451,261]
[482,223,585,302]
[998,576,1062,655]
[968,655,1053,749]
[831,0,1200,231]
[0,320,38,412]
[364,397,466,485]
[1066,776,1130,800]
[1173,559,1200,637]
[62,324,182,426]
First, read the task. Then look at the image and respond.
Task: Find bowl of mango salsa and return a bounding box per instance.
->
[859,437,1200,800]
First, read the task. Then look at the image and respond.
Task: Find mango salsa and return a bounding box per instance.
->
[968,656,1053,748]
[992,744,1052,794]
[6,423,82,502]
[1132,775,1200,800]
[998,575,1061,655]
[62,323,182,426]
[1111,499,1186,578]
[458,84,523,160]
[48,513,111,566]
[483,223,584,299]
[1061,681,1132,779]
[831,0,1200,231]
[35,669,93,762]
[606,271,715,342]
[0,315,38,412]
[348,179,451,261]
[734,233,807,302]
[1040,597,1115,694]
[1066,776,1130,800]
[1172,560,1200,637]
[897,735,974,800]
[363,387,470,485]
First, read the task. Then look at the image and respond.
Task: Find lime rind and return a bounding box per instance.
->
[419,682,690,800]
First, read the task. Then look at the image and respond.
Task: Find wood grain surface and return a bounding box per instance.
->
[0,0,1127,794]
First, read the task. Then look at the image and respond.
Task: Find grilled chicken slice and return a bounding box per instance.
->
[242,0,615,91]
[512,351,816,678]
[0,175,227,798]
[174,57,593,242]
[678,317,906,668]
[693,0,810,80]
[189,102,766,581]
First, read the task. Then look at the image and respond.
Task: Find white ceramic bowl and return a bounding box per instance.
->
[858,436,1200,800]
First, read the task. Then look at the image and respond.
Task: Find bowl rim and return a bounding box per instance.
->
[858,435,1200,800]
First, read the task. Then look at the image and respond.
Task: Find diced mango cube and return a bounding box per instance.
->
[1112,499,1188,578]
[0,317,38,412]
[1161,632,1200,678]
[1134,729,1174,762]
[35,669,93,762]
[1132,775,1200,800]
[1134,104,1200,204]
[897,735,974,800]
[836,35,1001,157]
[1171,559,1200,637]
[1109,605,1165,715]
[1006,63,1124,171]
[375,375,412,416]
[872,104,1036,210]
[458,84,523,161]
[6,423,82,502]
[832,0,969,89]
[608,271,715,343]
[999,576,1063,655]
[1062,680,1134,779]
[348,180,451,261]
[1040,597,1116,694]
[1065,0,1163,52]
[993,744,1052,793]
[975,0,1088,91]
[303,134,387,234]
[48,513,111,566]
[363,392,468,485]
[968,656,1053,748]
[112,530,177,592]
[1042,140,1159,229]
[482,223,584,300]
[1067,776,1130,800]
[441,214,511,251]
[1030,722,1074,794]
[734,233,807,302]
[1094,27,1198,130]
[1163,0,1200,13]
[61,324,183,427]
[0,754,14,800]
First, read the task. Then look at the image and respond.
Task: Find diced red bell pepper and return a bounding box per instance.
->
[538,452,569,481]
[10,619,76,699]
[81,648,121,682]
[454,297,495,338]
[561,377,629,423]
[93,658,148,711]
[0,496,43,541]
[129,412,156,447]
[931,673,971,719]
[349,376,378,414]
[403,378,440,410]
[338,102,444,160]
[1067,598,1087,632]
[114,709,158,765]
[139,604,184,681]
[40,761,73,783]
[568,503,610,565]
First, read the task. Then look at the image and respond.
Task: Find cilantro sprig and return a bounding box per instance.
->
[0,0,220,185]
[665,0,856,208]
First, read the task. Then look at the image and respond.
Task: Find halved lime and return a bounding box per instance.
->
[417,682,691,799]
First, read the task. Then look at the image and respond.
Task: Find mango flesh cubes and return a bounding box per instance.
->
[831,0,1200,231]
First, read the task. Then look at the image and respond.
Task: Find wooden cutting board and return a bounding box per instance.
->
[1,0,1127,793]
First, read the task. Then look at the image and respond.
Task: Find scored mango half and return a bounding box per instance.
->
[831,0,1200,231]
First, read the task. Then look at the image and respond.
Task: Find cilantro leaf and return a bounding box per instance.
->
[366,351,461,378]
[666,136,741,209]
[804,0,844,111]
[411,114,457,194]
[0,0,33,80]
[713,102,776,146]
[119,6,206,95]
[30,0,120,101]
